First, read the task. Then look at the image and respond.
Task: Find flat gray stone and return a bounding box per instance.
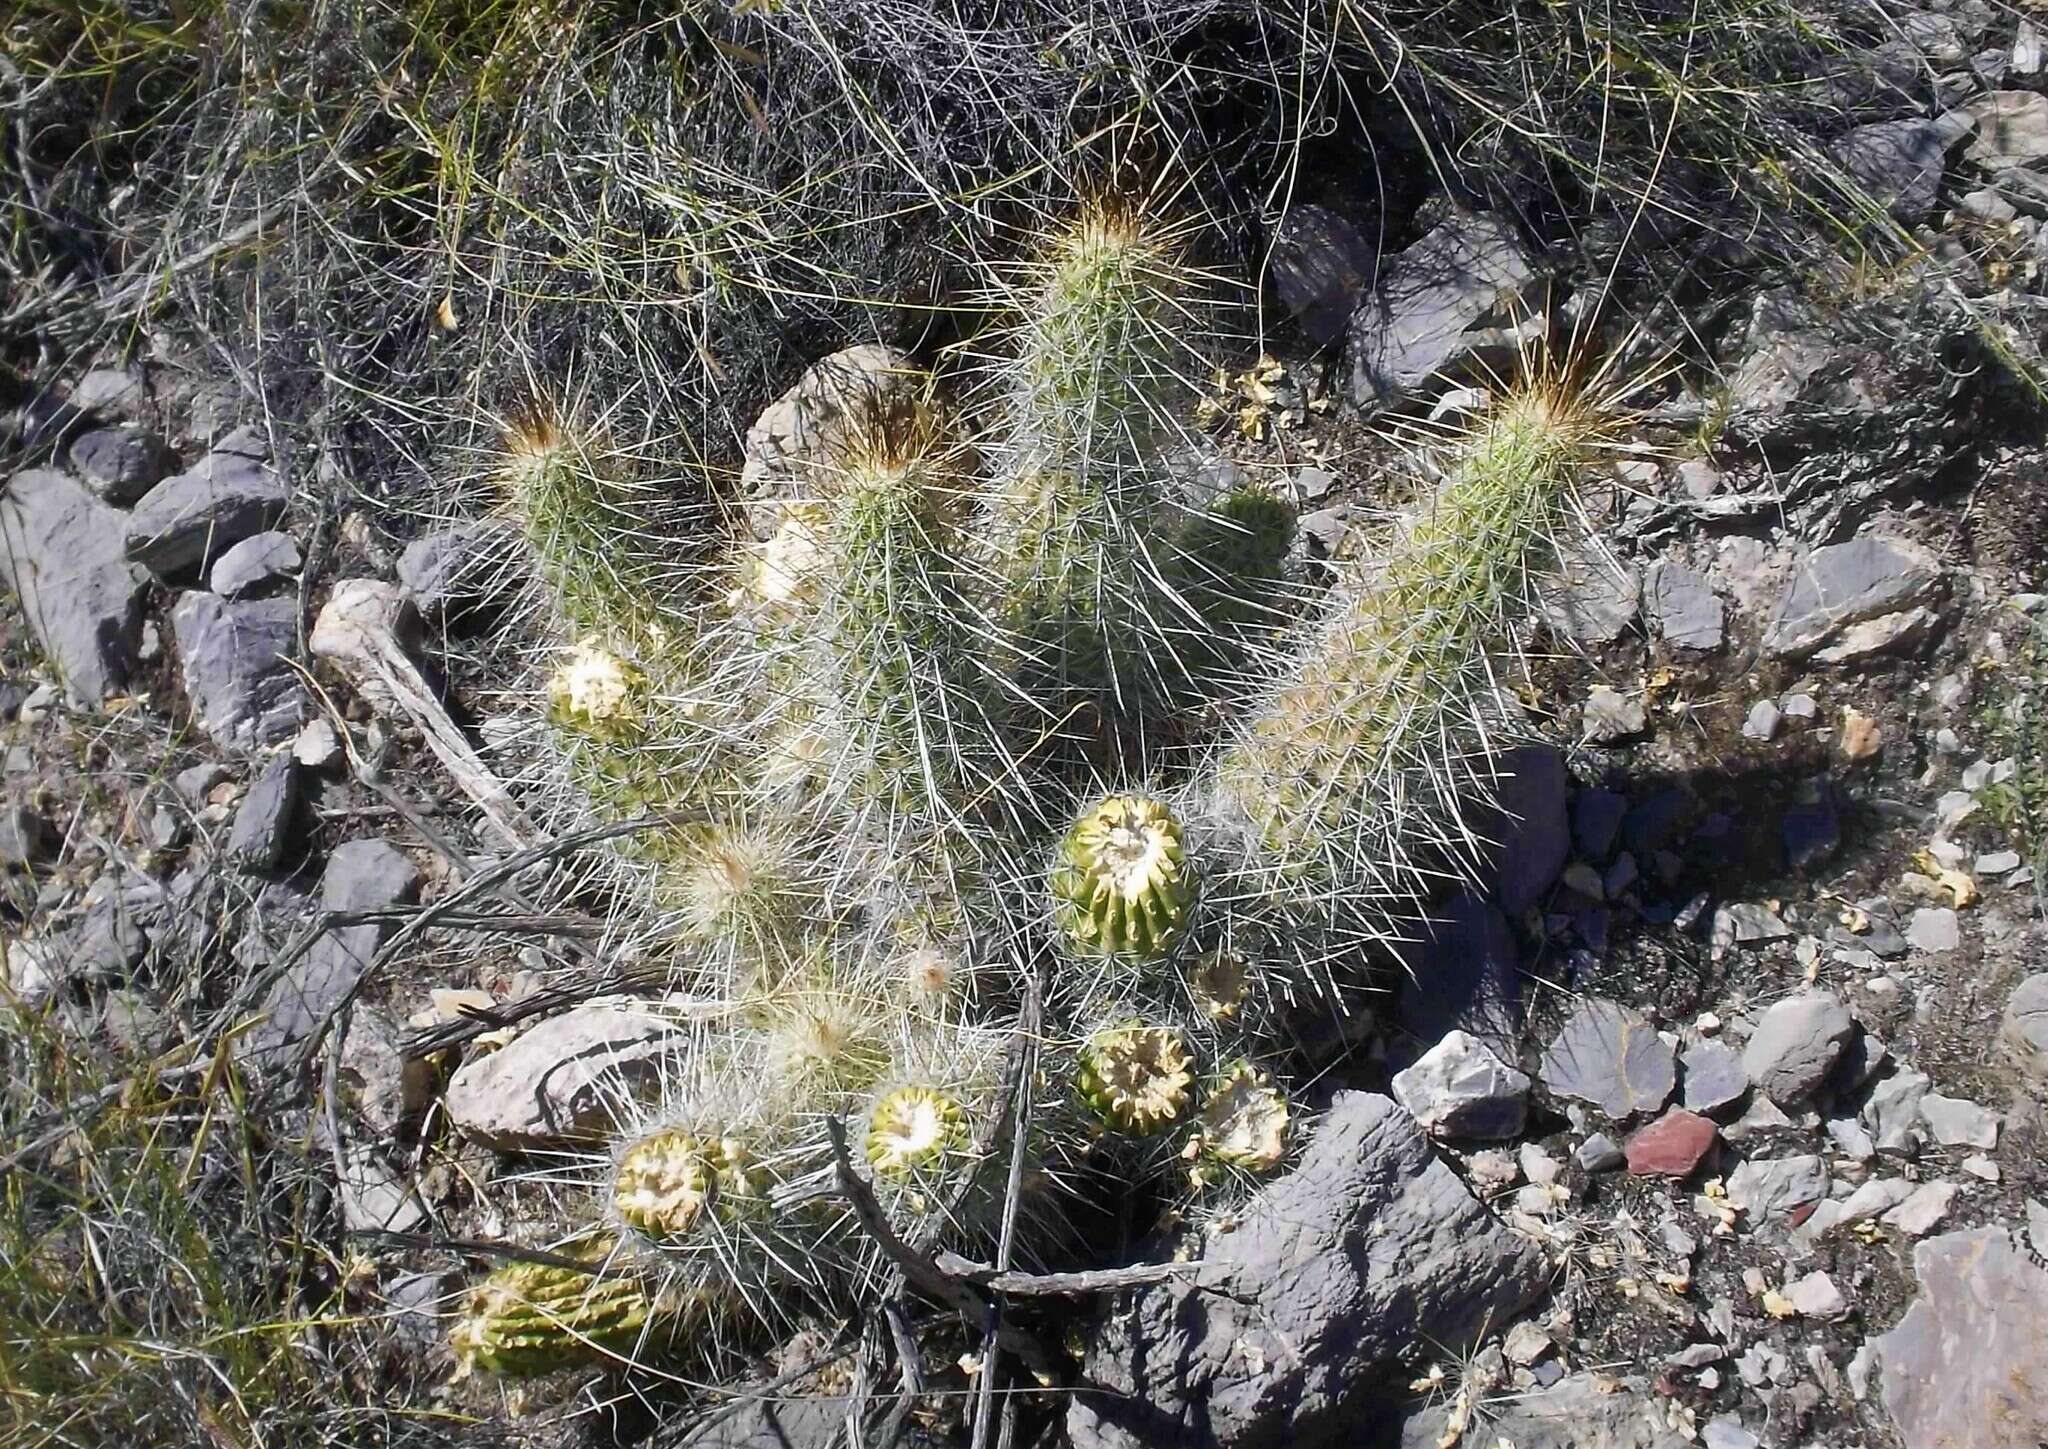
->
[1646,560,1724,651]
[1863,1068,1932,1155]
[1269,204,1376,346]
[169,592,306,749]
[1718,902,1792,945]
[1881,1180,1957,1237]
[1582,685,1648,744]
[1761,538,1942,660]
[1068,1092,1547,1449]
[1540,998,1676,1120]
[397,518,525,618]
[1783,1269,1845,1319]
[1834,118,1956,220]
[0,469,151,702]
[1920,1093,2000,1149]
[1537,537,1641,645]
[67,426,172,505]
[2003,973,2048,1084]
[1742,699,1782,741]
[242,839,421,1072]
[1740,990,1854,1105]
[209,530,300,598]
[1875,1228,2048,1449]
[1679,1038,1749,1116]
[1398,1372,1690,1449]
[1725,1155,1829,1222]
[1811,604,1940,663]
[1965,90,2048,169]
[1349,210,1541,405]
[225,752,300,875]
[1906,907,1960,953]
[445,1004,698,1147]
[124,425,287,577]
[1475,744,1569,915]
[1392,1029,1530,1140]
[1576,1132,1625,1172]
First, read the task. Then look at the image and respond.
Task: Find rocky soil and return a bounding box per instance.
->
[4,5,2048,1449]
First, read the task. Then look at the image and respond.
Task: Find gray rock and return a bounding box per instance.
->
[1783,1270,1846,1319]
[445,1004,696,1147]
[1881,1180,1957,1237]
[1539,998,1676,1120]
[1906,907,1960,953]
[1798,1178,1915,1242]
[1537,538,1641,645]
[124,426,287,577]
[225,752,300,875]
[1811,604,1940,664]
[396,518,525,618]
[337,1144,426,1234]
[0,802,57,867]
[2003,973,2048,1083]
[1576,1132,1625,1173]
[209,530,300,598]
[1761,537,1942,660]
[0,469,152,701]
[686,1396,856,1449]
[169,592,305,749]
[70,368,148,419]
[1679,1038,1749,1116]
[1724,1155,1829,1222]
[1348,210,1541,405]
[1718,902,1791,945]
[1269,204,1376,346]
[337,1006,434,1138]
[1920,1093,2000,1149]
[1834,118,1957,220]
[741,345,920,535]
[1742,699,1782,741]
[1397,1372,1690,1449]
[59,870,167,985]
[1875,1228,2048,1449]
[1965,90,2048,169]
[67,427,172,505]
[1068,1092,1547,1449]
[1392,1030,1530,1140]
[242,840,420,1071]
[2028,1199,2048,1259]
[1863,1068,1932,1155]
[1582,685,1648,744]
[1646,560,1724,650]
[1740,990,1854,1104]
[1701,1417,1760,1449]
[1475,744,1569,915]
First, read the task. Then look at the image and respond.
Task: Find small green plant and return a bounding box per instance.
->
[448,1251,669,1379]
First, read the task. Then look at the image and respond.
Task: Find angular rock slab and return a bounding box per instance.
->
[1875,1228,2048,1449]
[125,425,287,577]
[2002,972,2048,1086]
[1402,1373,1695,1449]
[1348,209,1540,405]
[0,469,151,702]
[170,591,306,748]
[1392,1029,1530,1140]
[1539,997,1675,1120]
[1067,1092,1547,1449]
[241,839,420,1072]
[445,1004,694,1147]
[1761,537,1941,660]
[1740,990,1854,1105]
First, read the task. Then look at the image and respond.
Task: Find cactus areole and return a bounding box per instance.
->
[1051,794,1192,958]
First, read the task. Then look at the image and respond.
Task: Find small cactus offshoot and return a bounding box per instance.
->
[545,643,646,738]
[1194,1061,1289,1171]
[613,1129,756,1243]
[866,1084,966,1175]
[1077,1022,1195,1134]
[448,1256,657,1378]
[1051,794,1192,958]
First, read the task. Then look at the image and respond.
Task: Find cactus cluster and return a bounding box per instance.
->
[446,199,1605,1374]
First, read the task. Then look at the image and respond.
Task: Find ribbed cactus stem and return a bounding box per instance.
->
[612,1129,758,1243]
[449,1257,657,1378]
[1076,1022,1195,1134]
[1051,794,1193,958]
[1194,1061,1289,1171]
[1220,382,1595,876]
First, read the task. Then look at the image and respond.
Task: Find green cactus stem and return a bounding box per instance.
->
[1051,794,1193,958]
[448,1255,658,1378]
[865,1084,967,1175]
[1193,1060,1289,1172]
[612,1129,759,1244]
[1076,1022,1195,1135]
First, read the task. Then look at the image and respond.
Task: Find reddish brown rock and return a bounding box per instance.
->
[1625,1108,1719,1177]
